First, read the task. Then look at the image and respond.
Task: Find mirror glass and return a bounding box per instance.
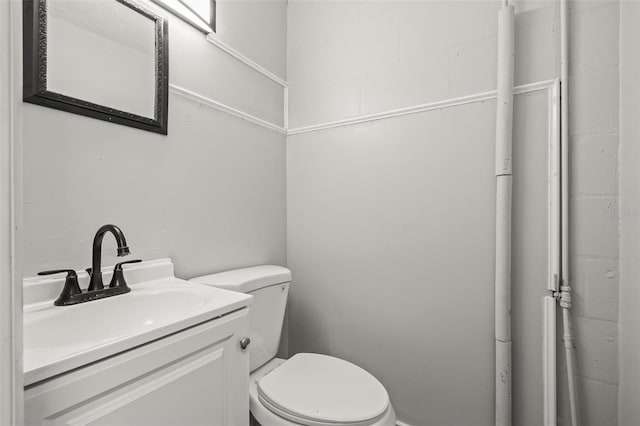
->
[47,0,156,118]
[23,0,169,134]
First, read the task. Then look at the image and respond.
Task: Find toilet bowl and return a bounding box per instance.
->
[249,357,396,426]
[190,266,396,426]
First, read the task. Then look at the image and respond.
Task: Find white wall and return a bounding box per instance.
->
[216,0,287,80]
[17,0,629,424]
[287,1,625,425]
[287,1,557,127]
[288,92,552,426]
[555,2,621,425]
[287,2,558,424]
[21,0,288,279]
[618,2,640,425]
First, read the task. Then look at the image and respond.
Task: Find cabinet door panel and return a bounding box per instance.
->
[25,309,249,426]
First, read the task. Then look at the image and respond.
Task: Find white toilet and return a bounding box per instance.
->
[190,265,396,426]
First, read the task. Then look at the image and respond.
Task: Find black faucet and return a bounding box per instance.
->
[38,224,141,306]
[88,224,131,291]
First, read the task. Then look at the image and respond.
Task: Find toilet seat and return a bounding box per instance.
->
[257,353,390,426]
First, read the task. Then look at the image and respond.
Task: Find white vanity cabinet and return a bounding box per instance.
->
[24,308,250,426]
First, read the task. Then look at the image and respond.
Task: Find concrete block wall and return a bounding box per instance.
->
[287,1,559,425]
[288,1,558,128]
[560,2,621,425]
[288,1,623,425]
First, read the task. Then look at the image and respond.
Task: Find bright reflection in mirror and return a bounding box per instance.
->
[47,0,156,118]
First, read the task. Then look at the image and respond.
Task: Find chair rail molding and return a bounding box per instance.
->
[169,84,287,134]
[287,79,557,136]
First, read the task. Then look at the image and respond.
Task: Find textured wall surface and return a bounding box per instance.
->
[287,1,558,128]
[287,1,624,425]
[287,1,559,424]
[17,0,629,424]
[557,2,621,425]
[288,93,551,426]
[21,1,288,279]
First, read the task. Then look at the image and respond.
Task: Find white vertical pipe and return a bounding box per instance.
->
[495,4,515,426]
[560,0,580,425]
[495,6,515,179]
[562,296,580,426]
[560,0,569,305]
[549,80,561,294]
[544,79,561,426]
[544,296,558,426]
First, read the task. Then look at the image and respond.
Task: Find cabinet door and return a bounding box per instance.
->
[25,309,250,426]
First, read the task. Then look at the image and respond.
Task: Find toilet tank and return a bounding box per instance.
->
[189,266,291,372]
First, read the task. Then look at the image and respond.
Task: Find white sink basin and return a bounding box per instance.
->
[23,266,252,386]
[26,286,213,351]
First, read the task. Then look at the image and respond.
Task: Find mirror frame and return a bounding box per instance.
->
[23,0,169,135]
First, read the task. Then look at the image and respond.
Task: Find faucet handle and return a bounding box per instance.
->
[38,268,77,277]
[115,259,142,268]
[109,259,142,289]
[38,269,83,306]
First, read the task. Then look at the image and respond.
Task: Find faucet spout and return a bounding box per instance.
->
[88,224,130,291]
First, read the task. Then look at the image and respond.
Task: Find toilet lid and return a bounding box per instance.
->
[257,353,389,426]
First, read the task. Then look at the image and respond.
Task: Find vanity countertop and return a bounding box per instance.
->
[23,259,252,386]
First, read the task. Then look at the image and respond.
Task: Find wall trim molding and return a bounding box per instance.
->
[169,84,287,135]
[203,33,289,131]
[283,87,289,130]
[205,33,288,88]
[170,79,556,139]
[0,0,23,423]
[287,79,557,136]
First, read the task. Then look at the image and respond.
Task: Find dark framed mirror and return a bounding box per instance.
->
[23,0,169,135]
